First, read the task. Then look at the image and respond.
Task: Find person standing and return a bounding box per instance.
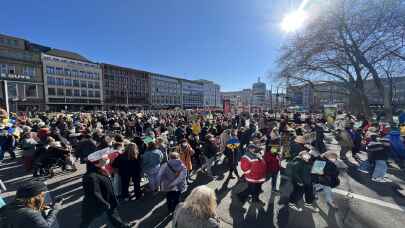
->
[80,159,132,228]
[2,180,63,228]
[113,143,143,201]
[337,122,354,160]
[202,134,219,179]
[172,185,220,228]
[157,152,187,213]
[224,130,241,179]
[264,143,281,193]
[288,151,319,213]
[238,144,267,205]
[142,136,164,192]
[175,139,194,183]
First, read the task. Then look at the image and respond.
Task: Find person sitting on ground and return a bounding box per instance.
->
[2,180,63,228]
[172,185,220,228]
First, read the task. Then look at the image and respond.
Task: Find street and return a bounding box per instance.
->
[1,134,405,228]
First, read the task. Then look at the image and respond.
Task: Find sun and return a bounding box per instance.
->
[281,10,308,33]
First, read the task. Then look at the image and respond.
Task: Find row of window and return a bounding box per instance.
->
[0,37,19,47]
[104,90,146,97]
[47,77,100,89]
[43,56,98,69]
[7,83,38,98]
[0,64,36,77]
[151,96,180,105]
[46,66,100,80]
[48,98,102,104]
[48,87,101,98]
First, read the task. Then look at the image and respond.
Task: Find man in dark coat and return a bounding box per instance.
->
[80,160,132,228]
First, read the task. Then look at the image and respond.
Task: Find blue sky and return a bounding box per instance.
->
[1,0,299,91]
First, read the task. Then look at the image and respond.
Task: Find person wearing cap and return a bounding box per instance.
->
[80,159,132,228]
[142,136,164,192]
[238,143,267,205]
[289,136,309,159]
[2,180,63,228]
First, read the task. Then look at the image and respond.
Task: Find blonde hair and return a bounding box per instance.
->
[183,185,217,219]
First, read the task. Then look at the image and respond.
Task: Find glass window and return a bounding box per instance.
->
[48,88,56,96]
[81,90,87,97]
[94,82,100,89]
[65,89,72,97]
[57,88,64,96]
[80,81,87,88]
[79,71,85,78]
[1,64,7,74]
[23,66,35,77]
[88,90,94,97]
[7,82,18,97]
[8,65,15,74]
[55,67,63,75]
[95,91,100,97]
[56,78,64,86]
[47,77,56,85]
[72,70,78,77]
[64,68,71,76]
[65,79,72,87]
[25,85,37,97]
[73,80,80,87]
[74,89,80,97]
[87,81,93,88]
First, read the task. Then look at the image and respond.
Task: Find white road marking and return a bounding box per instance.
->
[333,188,405,212]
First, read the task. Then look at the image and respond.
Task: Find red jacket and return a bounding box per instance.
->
[263,151,281,173]
[240,151,267,183]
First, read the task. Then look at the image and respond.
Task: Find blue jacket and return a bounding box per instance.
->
[142,149,163,171]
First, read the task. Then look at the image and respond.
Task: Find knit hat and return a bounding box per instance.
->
[16,181,47,199]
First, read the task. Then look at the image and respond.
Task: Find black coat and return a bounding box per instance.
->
[312,158,340,188]
[2,202,59,228]
[203,142,219,159]
[289,142,308,158]
[112,154,142,178]
[81,166,118,218]
[76,139,97,160]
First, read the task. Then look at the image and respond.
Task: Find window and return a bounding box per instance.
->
[80,81,87,88]
[55,67,63,75]
[94,82,100,89]
[56,78,64,86]
[7,83,18,97]
[72,70,78,77]
[64,68,71,76]
[73,80,80,87]
[65,79,72,87]
[79,71,85,78]
[74,89,80,97]
[0,64,7,74]
[81,90,87,97]
[57,88,64,96]
[66,89,72,97]
[25,85,37,97]
[88,90,94,97]
[48,88,56,96]
[95,91,100,97]
[8,65,15,74]
[87,81,94,88]
[22,66,35,77]
[47,77,56,85]
[46,66,55,74]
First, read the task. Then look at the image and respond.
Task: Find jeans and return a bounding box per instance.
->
[289,182,314,205]
[166,191,181,212]
[372,160,387,179]
[315,184,333,204]
[358,160,370,173]
[145,166,160,191]
[269,172,279,190]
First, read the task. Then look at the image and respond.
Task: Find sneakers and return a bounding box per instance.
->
[288,203,303,212]
[358,169,369,174]
[304,203,320,212]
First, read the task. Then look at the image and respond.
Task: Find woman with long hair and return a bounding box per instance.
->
[113,143,143,201]
[172,185,220,228]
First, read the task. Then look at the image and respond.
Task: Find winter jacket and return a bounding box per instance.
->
[81,166,118,218]
[289,157,313,186]
[112,153,142,178]
[2,202,60,228]
[367,141,390,161]
[142,149,163,171]
[203,142,219,159]
[76,138,97,160]
[172,203,220,228]
[289,142,308,159]
[240,151,267,183]
[21,138,37,157]
[157,159,187,192]
[224,138,241,165]
[338,129,354,149]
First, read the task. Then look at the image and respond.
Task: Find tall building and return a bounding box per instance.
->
[101,64,149,109]
[0,34,46,112]
[221,89,251,113]
[180,79,204,109]
[42,50,103,111]
[195,80,221,109]
[251,78,266,112]
[150,73,181,109]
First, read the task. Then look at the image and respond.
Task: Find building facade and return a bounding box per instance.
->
[42,51,103,111]
[180,79,204,109]
[251,78,267,112]
[0,34,45,112]
[149,73,181,109]
[102,64,149,109]
[196,80,221,109]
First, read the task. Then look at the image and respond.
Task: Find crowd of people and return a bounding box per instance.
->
[0,108,402,227]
